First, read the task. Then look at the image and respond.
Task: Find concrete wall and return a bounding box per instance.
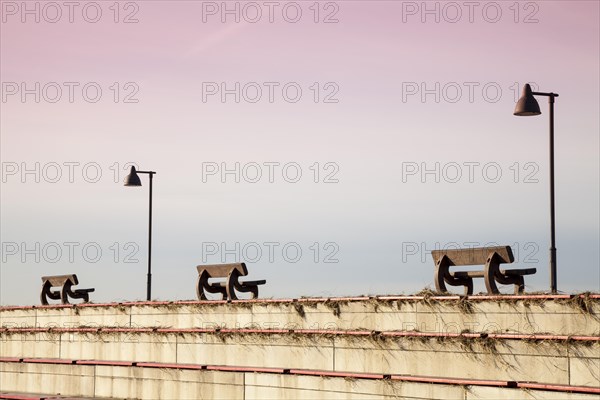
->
[1,295,599,399]
[1,331,598,387]
[1,362,599,400]
[2,296,598,335]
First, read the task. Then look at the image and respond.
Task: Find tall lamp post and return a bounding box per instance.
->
[514,83,559,293]
[124,166,157,301]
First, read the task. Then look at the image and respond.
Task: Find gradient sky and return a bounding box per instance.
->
[1,1,599,304]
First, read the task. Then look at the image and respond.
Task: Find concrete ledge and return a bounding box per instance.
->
[1,359,599,399]
[0,362,95,397]
[3,326,599,341]
[2,295,599,399]
[1,329,598,386]
[0,392,101,400]
[1,295,599,336]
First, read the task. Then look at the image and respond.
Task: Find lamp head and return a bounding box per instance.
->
[514,84,541,116]
[124,166,142,187]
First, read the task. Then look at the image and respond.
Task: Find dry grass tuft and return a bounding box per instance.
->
[293,303,306,319]
[324,300,342,317]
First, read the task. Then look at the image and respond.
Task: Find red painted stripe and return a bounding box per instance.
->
[110,328,150,333]
[21,358,74,365]
[487,333,600,341]
[36,304,74,309]
[391,374,512,387]
[75,360,135,366]
[206,365,288,374]
[384,331,460,338]
[136,362,205,370]
[0,358,22,363]
[518,382,600,394]
[71,328,100,333]
[157,328,212,334]
[0,305,36,310]
[296,296,373,302]
[76,302,123,308]
[296,297,331,303]
[472,294,573,300]
[376,296,426,301]
[145,300,228,306]
[163,300,201,305]
[231,298,295,304]
[570,335,600,341]
[3,358,600,394]
[300,329,374,336]
[219,328,290,335]
[289,369,386,380]
[329,296,372,301]
[1,293,598,311]
[424,296,464,301]
[0,394,43,400]
[1,327,598,342]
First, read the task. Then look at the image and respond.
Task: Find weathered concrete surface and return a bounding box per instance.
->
[1,331,597,387]
[94,366,244,400]
[466,386,600,400]
[1,295,599,399]
[1,362,599,400]
[0,391,101,400]
[569,345,600,387]
[243,372,466,400]
[2,297,598,335]
[0,362,96,396]
[0,306,131,329]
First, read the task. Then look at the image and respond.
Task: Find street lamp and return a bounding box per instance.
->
[514,83,559,293]
[124,166,157,301]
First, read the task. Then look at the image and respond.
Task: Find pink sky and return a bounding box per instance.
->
[1,1,599,304]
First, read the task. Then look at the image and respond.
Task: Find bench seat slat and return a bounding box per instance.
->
[41,274,78,287]
[197,263,248,278]
[501,268,537,276]
[239,280,266,286]
[452,268,536,279]
[452,271,485,278]
[213,279,266,287]
[432,246,514,266]
[73,288,95,294]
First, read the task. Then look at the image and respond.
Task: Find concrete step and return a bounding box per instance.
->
[1,359,598,400]
[1,328,598,387]
[0,392,106,400]
[2,295,599,399]
[1,295,599,336]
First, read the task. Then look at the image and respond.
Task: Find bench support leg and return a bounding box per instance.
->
[227,273,238,301]
[196,271,227,301]
[484,252,526,295]
[435,255,474,296]
[60,282,73,305]
[226,269,260,300]
[40,281,57,306]
[434,258,447,294]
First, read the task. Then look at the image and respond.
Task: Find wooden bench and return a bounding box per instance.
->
[432,246,536,295]
[40,274,95,305]
[196,263,266,301]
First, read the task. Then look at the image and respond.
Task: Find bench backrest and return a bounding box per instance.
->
[196,263,248,278]
[41,274,79,287]
[431,246,514,266]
